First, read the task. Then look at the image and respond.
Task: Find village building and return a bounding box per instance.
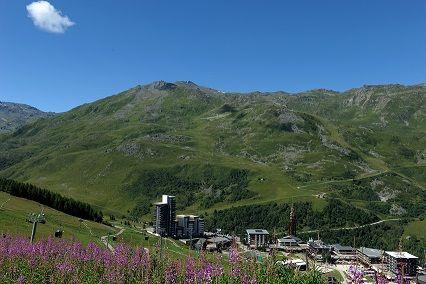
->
[307,238,332,256]
[175,214,204,239]
[384,251,419,277]
[154,195,176,236]
[357,247,384,266]
[206,236,232,252]
[246,229,269,248]
[331,244,357,261]
[274,235,305,252]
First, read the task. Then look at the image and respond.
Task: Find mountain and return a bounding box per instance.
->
[0,101,54,133]
[0,81,424,222]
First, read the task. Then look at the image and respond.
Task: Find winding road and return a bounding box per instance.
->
[299,218,401,234]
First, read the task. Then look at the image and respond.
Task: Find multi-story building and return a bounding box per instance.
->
[154,195,176,236]
[307,238,332,259]
[275,235,304,252]
[384,251,419,277]
[308,239,332,254]
[175,214,204,238]
[246,229,269,248]
[357,247,383,266]
[331,244,357,261]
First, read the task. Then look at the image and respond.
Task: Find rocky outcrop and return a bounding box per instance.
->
[0,101,54,133]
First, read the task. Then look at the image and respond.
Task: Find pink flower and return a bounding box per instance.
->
[17,275,26,284]
[56,262,74,274]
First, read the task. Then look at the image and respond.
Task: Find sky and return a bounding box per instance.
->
[0,1,425,112]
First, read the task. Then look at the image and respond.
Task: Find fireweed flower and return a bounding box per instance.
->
[165,261,181,284]
[0,235,327,284]
[229,245,239,264]
[242,274,257,284]
[395,268,410,284]
[348,265,364,284]
[184,257,197,284]
[17,275,26,284]
[375,274,389,284]
[56,262,74,274]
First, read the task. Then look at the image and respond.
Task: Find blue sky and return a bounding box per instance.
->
[1,1,425,112]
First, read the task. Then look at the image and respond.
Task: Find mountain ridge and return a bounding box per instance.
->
[0,101,54,133]
[0,81,424,223]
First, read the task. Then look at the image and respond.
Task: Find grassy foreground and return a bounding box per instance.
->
[0,192,112,246]
[0,235,326,284]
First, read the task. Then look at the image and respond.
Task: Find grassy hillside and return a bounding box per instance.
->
[0,81,424,229]
[0,191,112,245]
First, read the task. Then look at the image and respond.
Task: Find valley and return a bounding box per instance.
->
[0,81,424,256]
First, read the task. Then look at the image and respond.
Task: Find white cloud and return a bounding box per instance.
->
[26,1,74,33]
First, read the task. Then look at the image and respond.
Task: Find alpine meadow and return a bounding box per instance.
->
[2,1,426,282]
[0,81,424,256]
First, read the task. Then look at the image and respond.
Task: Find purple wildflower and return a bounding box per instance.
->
[17,275,26,284]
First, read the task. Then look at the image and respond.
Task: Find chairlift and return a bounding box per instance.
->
[39,214,46,224]
[55,229,63,238]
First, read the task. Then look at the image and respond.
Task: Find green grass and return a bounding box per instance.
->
[0,191,113,246]
[404,219,426,238]
[111,226,228,262]
[0,82,424,246]
[330,269,344,283]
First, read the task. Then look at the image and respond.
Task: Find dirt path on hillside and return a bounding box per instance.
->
[101,226,125,252]
[299,218,401,234]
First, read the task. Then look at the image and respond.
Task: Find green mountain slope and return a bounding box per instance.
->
[0,191,111,245]
[0,81,424,221]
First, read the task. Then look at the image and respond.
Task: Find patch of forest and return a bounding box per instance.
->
[0,178,103,222]
[205,199,378,236]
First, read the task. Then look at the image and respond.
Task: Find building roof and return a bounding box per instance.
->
[358,247,383,258]
[279,235,302,243]
[246,229,269,235]
[308,239,331,249]
[385,251,418,259]
[332,244,355,251]
[176,214,202,219]
[208,236,231,244]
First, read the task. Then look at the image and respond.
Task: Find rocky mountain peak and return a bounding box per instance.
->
[146,81,178,91]
[0,101,53,133]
